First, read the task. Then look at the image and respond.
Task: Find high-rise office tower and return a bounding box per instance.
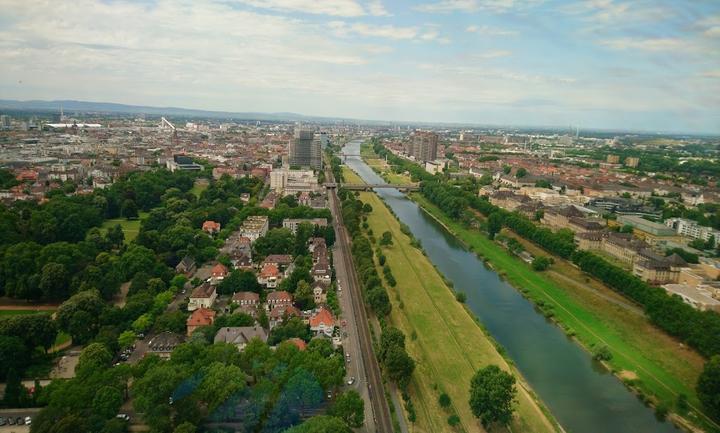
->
[289,129,322,170]
[409,131,438,162]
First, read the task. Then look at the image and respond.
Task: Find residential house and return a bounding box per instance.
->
[188,283,217,311]
[309,306,336,337]
[312,259,331,284]
[312,281,328,304]
[147,332,185,360]
[232,291,260,317]
[210,263,229,284]
[282,218,328,234]
[266,290,293,309]
[175,256,196,276]
[258,263,281,288]
[202,220,221,235]
[186,307,216,336]
[230,251,253,269]
[269,304,301,329]
[287,337,307,351]
[240,216,269,242]
[214,326,268,350]
[489,190,532,211]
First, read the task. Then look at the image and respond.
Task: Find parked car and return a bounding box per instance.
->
[7,417,15,425]
[347,376,356,385]
[0,417,6,426]
[25,416,32,425]
[16,417,25,425]
[116,414,130,421]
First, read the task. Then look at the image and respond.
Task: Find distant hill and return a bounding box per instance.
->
[0,99,349,123]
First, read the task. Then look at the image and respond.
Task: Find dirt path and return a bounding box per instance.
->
[0,305,58,311]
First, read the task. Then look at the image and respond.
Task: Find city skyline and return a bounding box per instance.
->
[1,0,719,134]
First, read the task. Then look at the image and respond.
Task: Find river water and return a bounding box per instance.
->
[342,139,679,433]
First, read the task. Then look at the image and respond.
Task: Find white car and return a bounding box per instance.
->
[347,376,355,385]
[25,416,32,425]
[116,414,130,421]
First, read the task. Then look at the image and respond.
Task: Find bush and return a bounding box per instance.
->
[592,344,613,361]
[438,393,451,408]
[531,256,551,271]
[448,414,460,427]
[455,292,467,303]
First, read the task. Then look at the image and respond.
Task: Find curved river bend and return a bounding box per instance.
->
[342,139,678,433]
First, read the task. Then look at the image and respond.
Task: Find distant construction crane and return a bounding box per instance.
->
[159,116,179,146]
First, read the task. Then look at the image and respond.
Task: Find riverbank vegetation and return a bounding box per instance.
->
[357,189,560,433]
[411,193,718,432]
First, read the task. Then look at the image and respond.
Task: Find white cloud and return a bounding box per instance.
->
[465,25,518,36]
[348,23,419,39]
[702,70,720,79]
[415,0,540,13]
[367,0,391,16]
[599,37,689,52]
[705,26,720,38]
[237,0,366,17]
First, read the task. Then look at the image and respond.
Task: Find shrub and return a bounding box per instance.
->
[455,292,467,303]
[439,393,451,408]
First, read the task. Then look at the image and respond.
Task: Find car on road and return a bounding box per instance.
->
[345,352,350,363]
[116,414,130,421]
[347,376,355,385]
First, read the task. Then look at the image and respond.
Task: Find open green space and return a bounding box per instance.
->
[360,142,415,185]
[410,193,716,432]
[0,309,52,317]
[190,179,209,198]
[361,191,559,433]
[100,210,149,243]
[341,166,365,184]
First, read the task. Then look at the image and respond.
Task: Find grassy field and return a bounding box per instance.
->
[357,142,415,185]
[341,166,365,184]
[360,191,560,433]
[0,309,51,317]
[190,179,209,198]
[100,210,149,243]
[410,194,716,432]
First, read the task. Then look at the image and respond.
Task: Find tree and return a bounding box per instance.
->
[379,327,405,362]
[697,355,720,420]
[106,224,125,247]
[448,414,460,427]
[218,269,262,295]
[2,367,28,407]
[0,313,57,350]
[121,199,139,220]
[487,212,503,239]
[92,386,124,419]
[380,231,393,246]
[196,362,246,412]
[39,262,70,300]
[295,280,316,310]
[173,422,197,433]
[76,342,113,378]
[118,330,136,349]
[329,390,364,428]
[516,168,527,178]
[439,392,451,408]
[469,365,517,428]
[531,256,551,271]
[384,345,415,389]
[284,415,352,433]
[56,289,106,344]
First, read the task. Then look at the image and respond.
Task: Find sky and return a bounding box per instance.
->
[0,0,719,133]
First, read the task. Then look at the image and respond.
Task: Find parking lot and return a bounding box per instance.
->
[0,409,40,432]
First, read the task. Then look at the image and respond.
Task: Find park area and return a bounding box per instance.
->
[100,211,149,243]
[410,193,716,432]
[360,190,559,433]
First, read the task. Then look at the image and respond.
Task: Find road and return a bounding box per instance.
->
[326,165,394,433]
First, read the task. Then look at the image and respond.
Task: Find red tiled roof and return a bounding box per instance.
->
[187,307,215,327]
[309,307,335,328]
[211,263,229,276]
[261,263,279,278]
[287,338,307,351]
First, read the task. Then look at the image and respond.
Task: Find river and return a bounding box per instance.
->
[341,139,679,433]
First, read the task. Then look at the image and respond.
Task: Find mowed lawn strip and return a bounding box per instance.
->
[100,210,149,243]
[361,192,559,433]
[410,193,715,430]
[341,166,365,184]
